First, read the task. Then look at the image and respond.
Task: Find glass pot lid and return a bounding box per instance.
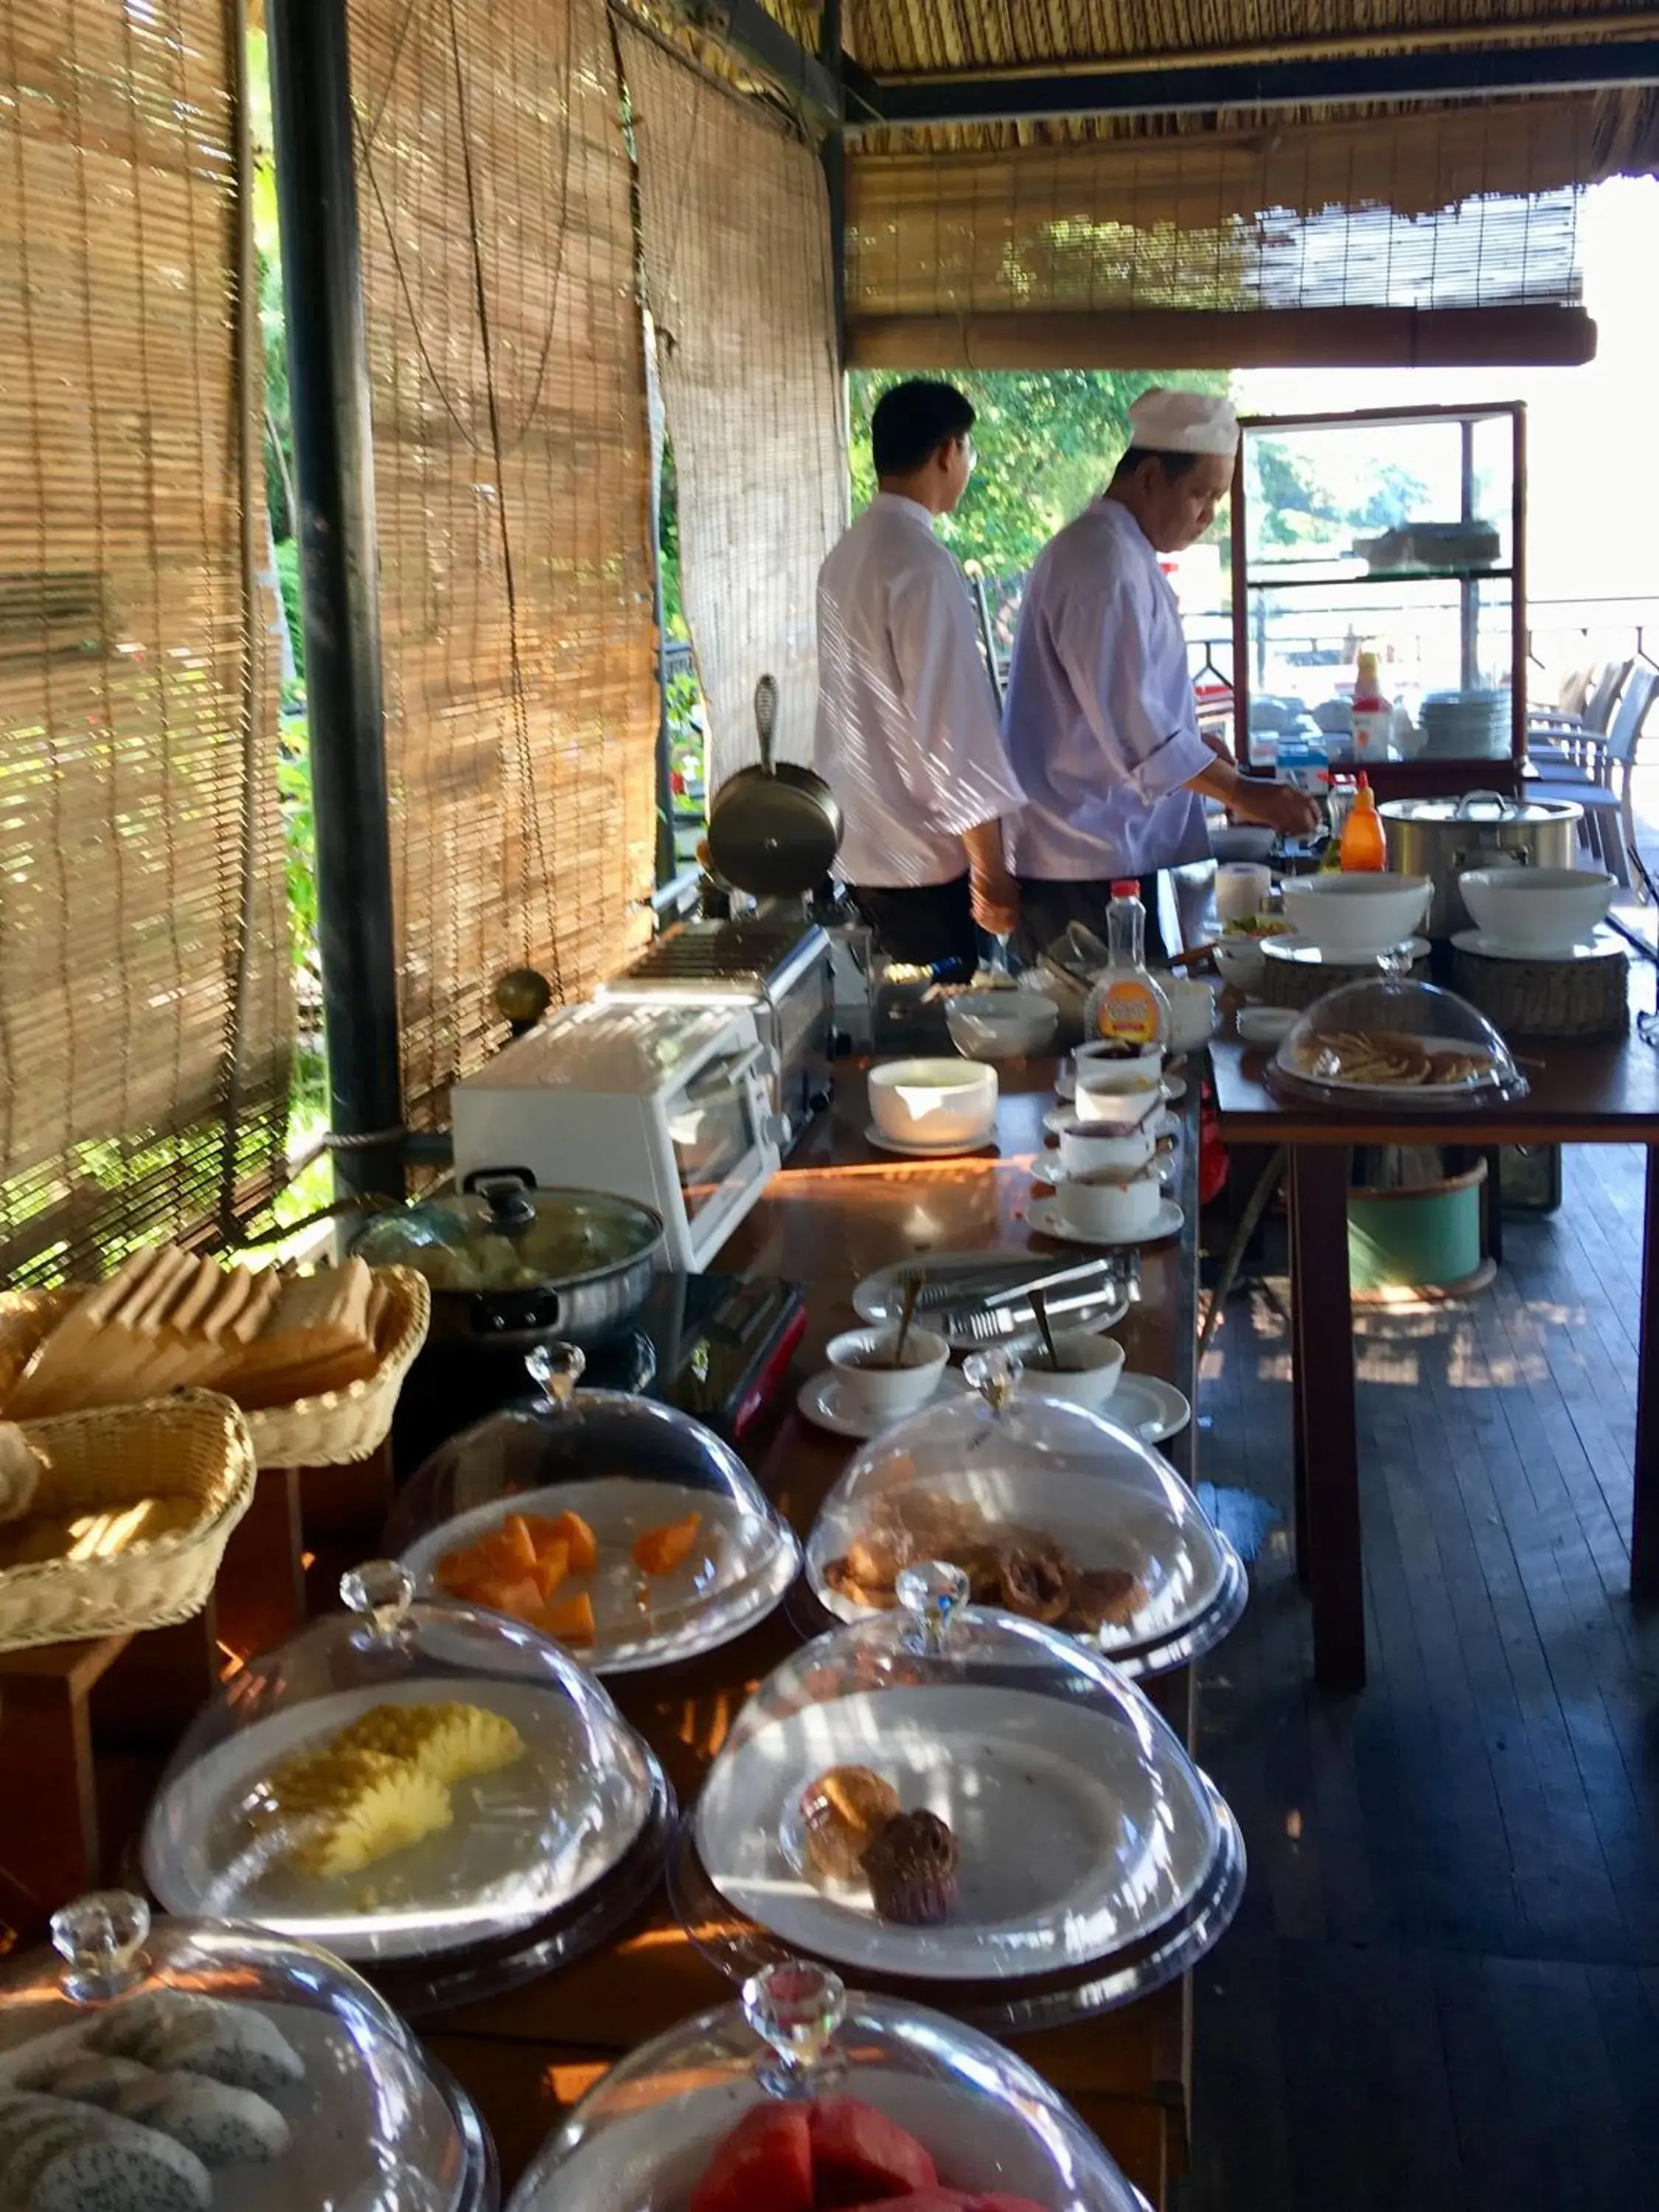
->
[0,1889,494,2212]
[672,1563,1245,2031]
[804,1351,1245,1676]
[349,1174,663,1295]
[508,1959,1150,2212]
[140,1562,672,2016]
[1272,975,1526,1109]
[386,1344,801,1674]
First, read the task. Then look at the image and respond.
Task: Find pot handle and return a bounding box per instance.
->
[754,674,779,775]
[1453,842,1530,874]
[463,1165,539,1227]
[1453,790,1514,821]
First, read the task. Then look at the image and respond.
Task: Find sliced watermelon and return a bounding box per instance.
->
[807,2098,938,2206]
[689,2104,813,2212]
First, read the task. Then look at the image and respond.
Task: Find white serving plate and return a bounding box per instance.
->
[797,1367,970,1441]
[1262,933,1430,967]
[1273,1029,1509,1103]
[853,1251,1130,1349]
[1028,1196,1185,1249]
[143,1676,655,1963]
[693,1683,1217,1983]
[808,1462,1224,1644]
[400,1476,799,1676]
[863,1120,998,1158]
[1451,927,1623,964]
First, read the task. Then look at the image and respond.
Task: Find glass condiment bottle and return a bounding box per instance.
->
[1350,647,1391,765]
[1086,880,1170,1049]
[1339,771,1388,872]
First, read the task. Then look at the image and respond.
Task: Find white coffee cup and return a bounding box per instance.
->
[1217,861,1271,925]
[1055,1165,1164,1239]
[1075,1039,1164,1072]
[1058,1119,1157,1178]
[825,1325,950,1424]
[1075,1060,1164,1121]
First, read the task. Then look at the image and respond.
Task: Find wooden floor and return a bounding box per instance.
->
[1190,1141,1659,2211]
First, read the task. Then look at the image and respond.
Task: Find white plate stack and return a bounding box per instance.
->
[1414,691,1511,762]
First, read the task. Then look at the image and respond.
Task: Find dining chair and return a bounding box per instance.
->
[1531,664,1659,892]
[1528,656,1633,772]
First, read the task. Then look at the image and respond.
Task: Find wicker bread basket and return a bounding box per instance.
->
[0,1391,255,1653]
[0,1267,430,1470]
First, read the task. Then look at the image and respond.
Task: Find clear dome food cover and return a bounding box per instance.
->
[1271,975,1526,1109]
[0,1888,494,2211]
[671,1562,1245,2033]
[139,1562,672,2017]
[383,1345,800,1674]
[507,1959,1150,2212]
[804,1351,1245,1677]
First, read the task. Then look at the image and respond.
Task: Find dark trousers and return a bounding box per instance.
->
[1015,874,1175,970]
[850,874,978,978]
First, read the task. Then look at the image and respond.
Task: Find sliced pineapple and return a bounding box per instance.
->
[330,1700,525,1787]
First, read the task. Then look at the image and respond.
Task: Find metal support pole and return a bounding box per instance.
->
[1459,419,1479,693]
[267,0,404,1200]
[820,0,847,368]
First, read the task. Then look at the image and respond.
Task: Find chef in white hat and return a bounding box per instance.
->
[1002,387,1318,961]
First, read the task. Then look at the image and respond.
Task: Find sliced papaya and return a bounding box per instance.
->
[546,1509,599,1574]
[633,1510,703,1577]
[539,1589,596,1647]
[529,1540,571,1599]
[497,1513,540,1573]
[471,1573,541,1622]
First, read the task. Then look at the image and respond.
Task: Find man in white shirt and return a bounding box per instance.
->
[815,380,1025,976]
[1003,389,1317,962]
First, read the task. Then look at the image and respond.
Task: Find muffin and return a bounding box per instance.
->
[1066,1565,1150,1634]
[860,1809,960,1924]
[995,1539,1072,1624]
[800,1765,902,1882]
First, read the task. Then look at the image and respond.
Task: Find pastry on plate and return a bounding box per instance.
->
[994,1539,1071,1624]
[1065,1565,1150,1633]
[860,1808,960,1925]
[799,1764,901,1882]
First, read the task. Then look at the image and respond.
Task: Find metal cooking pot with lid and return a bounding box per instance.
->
[1380,790,1582,939]
[348,1169,665,1349]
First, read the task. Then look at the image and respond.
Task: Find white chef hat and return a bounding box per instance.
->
[1127,388,1239,456]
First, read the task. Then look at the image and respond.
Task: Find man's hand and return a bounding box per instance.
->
[970,869,1020,936]
[1231,779,1321,840]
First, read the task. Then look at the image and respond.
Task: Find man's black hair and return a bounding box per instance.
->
[1113,446,1206,483]
[872,380,976,478]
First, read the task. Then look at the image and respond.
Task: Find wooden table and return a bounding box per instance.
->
[1211,1009,1659,1689]
[426,1060,1205,2206]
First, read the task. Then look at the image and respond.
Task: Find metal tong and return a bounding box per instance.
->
[914,1255,1141,1343]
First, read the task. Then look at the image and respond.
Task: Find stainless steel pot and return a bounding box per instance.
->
[1380,791,1582,938]
[348,1171,665,1352]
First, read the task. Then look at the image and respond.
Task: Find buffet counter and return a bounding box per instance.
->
[422,1058,1206,2208]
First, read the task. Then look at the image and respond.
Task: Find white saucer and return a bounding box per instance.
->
[796,1367,969,1440]
[1164,1076,1187,1102]
[1109,1371,1192,1445]
[863,1121,998,1158]
[1045,1105,1179,1140]
[1263,933,1430,967]
[1027,1194,1185,1248]
[1451,927,1624,964]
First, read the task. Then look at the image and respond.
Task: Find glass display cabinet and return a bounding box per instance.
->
[1228,402,1527,798]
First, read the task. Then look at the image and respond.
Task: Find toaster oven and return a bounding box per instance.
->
[449,1001,782,1273]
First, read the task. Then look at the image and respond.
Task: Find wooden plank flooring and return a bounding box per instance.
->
[1192,1142,1659,2211]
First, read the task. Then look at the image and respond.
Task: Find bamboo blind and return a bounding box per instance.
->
[0,0,291,1284]
[846,98,1622,358]
[347,0,658,1129]
[619,24,847,785]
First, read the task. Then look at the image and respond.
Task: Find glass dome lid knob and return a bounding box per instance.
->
[340,1559,416,1632]
[742,1961,846,2094]
[51,1891,151,2000]
[961,1346,1020,1412]
[526,1340,585,1406]
[896,1559,969,1652]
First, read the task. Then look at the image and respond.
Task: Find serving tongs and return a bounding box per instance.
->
[918,1254,1141,1343]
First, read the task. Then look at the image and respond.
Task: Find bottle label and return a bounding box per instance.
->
[1093,977,1163,1047]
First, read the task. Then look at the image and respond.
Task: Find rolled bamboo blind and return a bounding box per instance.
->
[347,0,658,1130]
[619,23,848,783]
[0,0,291,1283]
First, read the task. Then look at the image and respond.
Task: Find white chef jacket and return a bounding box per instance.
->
[814,493,1025,887]
[1002,498,1212,880]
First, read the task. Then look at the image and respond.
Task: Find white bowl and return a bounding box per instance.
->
[1458,866,1615,952]
[1213,939,1267,990]
[1017,1330,1126,1411]
[868,1057,998,1147]
[1053,1165,1163,1239]
[1057,1118,1158,1178]
[945,988,1060,1061]
[826,1325,950,1424]
[1163,976,1217,1054]
[1277,872,1431,955]
[1236,1005,1298,1048]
